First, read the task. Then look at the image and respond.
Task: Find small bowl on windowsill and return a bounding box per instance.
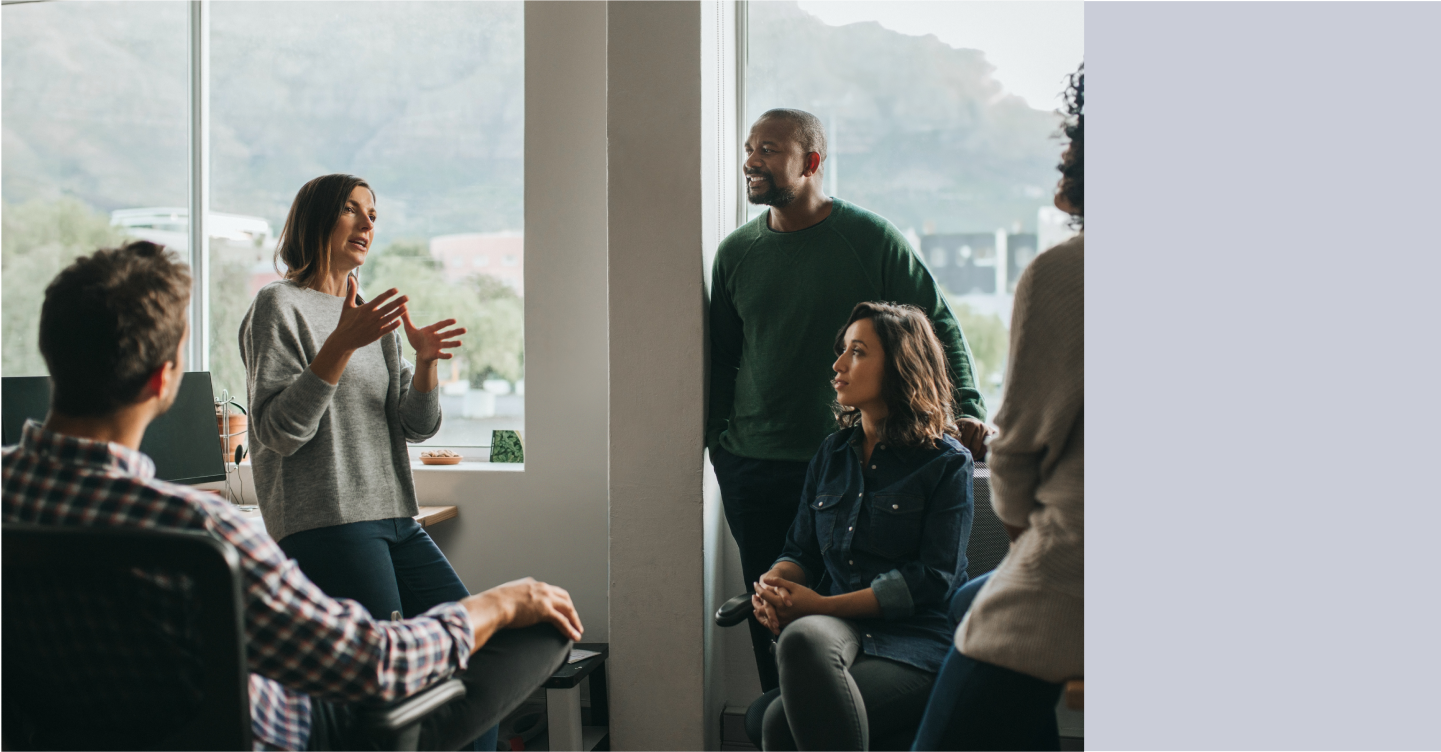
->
[419,450,463,466]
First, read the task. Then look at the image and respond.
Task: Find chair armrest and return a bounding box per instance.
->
[365,679,467,733]
[715,593,754,627]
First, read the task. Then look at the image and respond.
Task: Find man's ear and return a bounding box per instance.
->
[804,152,821,178]
[145,361,177,401]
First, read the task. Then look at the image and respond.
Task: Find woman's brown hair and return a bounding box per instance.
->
[274,174,373,288]
[832,301,959,448]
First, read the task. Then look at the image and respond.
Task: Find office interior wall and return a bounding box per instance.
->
[608,1,707,749]
[700,0,750,745]
[421,1,612,643]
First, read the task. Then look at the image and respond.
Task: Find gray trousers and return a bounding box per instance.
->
[764,615,936,751]
[308,624,571,750]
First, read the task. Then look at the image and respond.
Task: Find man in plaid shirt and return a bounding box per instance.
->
[2,241,583,750]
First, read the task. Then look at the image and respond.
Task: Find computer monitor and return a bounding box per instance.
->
[2,372,227,485]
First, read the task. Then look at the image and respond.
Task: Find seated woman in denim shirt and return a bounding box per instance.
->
[752,301,976,751]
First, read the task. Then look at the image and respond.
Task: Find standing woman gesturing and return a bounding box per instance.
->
[239,173,470,623]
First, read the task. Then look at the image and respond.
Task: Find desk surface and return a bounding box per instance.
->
[413,506,458,527]
[545,642,608,689]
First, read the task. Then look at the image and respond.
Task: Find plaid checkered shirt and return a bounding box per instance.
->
[2,421,475,750]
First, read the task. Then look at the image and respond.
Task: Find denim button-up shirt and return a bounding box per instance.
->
[775,426,974,672]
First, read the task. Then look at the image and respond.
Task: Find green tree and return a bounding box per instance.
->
[2,198,128,376]
[207,240,257,407]
[362,241,524,386]
[948,299,1010,408]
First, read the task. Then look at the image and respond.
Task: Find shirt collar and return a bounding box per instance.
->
[18,419,156,480]
[844,424,926,464]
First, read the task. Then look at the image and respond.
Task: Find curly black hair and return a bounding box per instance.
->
[1057,63,1083,227]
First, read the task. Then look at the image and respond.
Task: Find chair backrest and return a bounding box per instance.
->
[2,524,252,751]
[965,464,1010,579]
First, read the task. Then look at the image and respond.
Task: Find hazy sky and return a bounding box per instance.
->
[794,1,1084,111]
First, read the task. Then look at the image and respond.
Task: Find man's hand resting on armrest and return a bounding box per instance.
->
[461,577,584,652]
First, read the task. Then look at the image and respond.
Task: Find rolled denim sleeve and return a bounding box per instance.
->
[891,451,975,611]
[775,555,818,589]
[774,454,826,588]
[871,569,915,620]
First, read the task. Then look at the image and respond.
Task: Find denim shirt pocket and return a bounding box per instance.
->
[812,494,844,553]
[866,492,927,558]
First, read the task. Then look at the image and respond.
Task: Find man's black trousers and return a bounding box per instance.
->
[711,445,811,693]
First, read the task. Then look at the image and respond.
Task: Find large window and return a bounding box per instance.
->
[2,1,189,377]
[2,1,524,447]
[746,1,1083,414]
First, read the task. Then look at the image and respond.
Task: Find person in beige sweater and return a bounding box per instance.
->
[913,64,1083,751]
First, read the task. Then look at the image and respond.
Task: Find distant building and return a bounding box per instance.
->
[921,230,1040,298]
[111,208,273,250]
[1037,206,1079,255]
[1006,233,1038,294]
[110,208,280,297]
[429,232,524,295]
[249,261,283,298]
[922,232,998,295]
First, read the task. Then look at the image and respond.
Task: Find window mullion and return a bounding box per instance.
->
[188,0,210,372]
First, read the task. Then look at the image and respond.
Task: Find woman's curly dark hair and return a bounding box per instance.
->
[831,301,959,448]
[1057,63,1084,228]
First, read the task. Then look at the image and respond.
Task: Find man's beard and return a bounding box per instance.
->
[746,172,797,207]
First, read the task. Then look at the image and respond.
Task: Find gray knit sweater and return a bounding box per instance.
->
[239,281,441,541]
[957,235,1084,684]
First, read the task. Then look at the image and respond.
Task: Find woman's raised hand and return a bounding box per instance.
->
[330,276,408,352]
[309,277,408,385]
[402,310,466,365]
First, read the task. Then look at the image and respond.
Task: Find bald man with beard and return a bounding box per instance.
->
[708,108,991,692]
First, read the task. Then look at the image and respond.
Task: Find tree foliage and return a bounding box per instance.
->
[207,244,257,406]
[362,241,524,385]
[2,198,127,376]
[948,299,1009,407]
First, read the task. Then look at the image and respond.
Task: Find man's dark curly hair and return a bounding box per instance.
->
[1058,63,1084,227]
[39,241,191,416]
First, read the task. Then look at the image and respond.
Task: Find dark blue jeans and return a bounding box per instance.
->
[280,517,498,751]
[711,445,812,693]
[912,574,1063,751]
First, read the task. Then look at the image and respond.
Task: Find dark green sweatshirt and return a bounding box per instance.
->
[707,199,986,463]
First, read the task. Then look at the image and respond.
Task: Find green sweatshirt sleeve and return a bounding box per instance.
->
[880,230,988,422]
[707,253,744,451]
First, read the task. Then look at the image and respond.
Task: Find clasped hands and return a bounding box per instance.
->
[751,572,828,635]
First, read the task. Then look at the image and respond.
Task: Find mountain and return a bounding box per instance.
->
[2,1,523,248]
[748,1,1069,234]
[4,1,1068,240]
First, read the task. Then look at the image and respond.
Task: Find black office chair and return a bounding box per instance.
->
[714,463,1009,750]
[2,524,465,751]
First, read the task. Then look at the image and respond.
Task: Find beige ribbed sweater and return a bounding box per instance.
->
[957,234,1083,684]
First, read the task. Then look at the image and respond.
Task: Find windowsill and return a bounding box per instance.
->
[234,457,523,473]
[410,460,524,473]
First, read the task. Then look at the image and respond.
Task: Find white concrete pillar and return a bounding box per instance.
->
[607,2,707,749]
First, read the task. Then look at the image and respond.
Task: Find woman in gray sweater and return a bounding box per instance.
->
[239,173,470,624]
[913,66,1084,751]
